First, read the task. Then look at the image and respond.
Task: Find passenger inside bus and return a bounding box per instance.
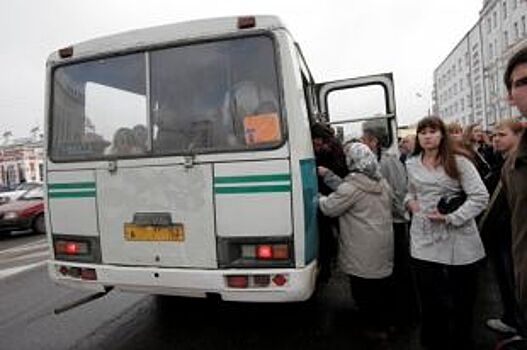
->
[104,127,145,156]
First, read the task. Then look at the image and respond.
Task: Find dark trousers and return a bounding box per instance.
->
[392,222,419,324]
[349,274,394,329]
[412,258,480,350]
[317,210,337,283]
[490,228,526,334]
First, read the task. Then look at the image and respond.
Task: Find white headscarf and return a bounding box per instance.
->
[343,142,382,181]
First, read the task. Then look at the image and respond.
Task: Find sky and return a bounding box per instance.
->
[1,0,483,138]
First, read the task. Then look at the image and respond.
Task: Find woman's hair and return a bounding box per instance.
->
[413,116,463,180]
[495,118,524,135]
[462,123,481,146]
[446,121,463,134]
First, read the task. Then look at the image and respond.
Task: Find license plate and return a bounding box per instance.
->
[124,223,185,242]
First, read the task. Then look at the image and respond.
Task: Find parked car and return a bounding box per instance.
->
[0,185,45,234]
[0,182,42,205]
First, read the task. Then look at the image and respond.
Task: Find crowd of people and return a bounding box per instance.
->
[312,46,527,350]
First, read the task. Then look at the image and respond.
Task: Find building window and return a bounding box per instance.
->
[489,43,494,59]
[504,31,509,48]
[515,22,520,40]
[513,0,518,10]
[503,1,508,19]
[487,17,492,33]
[494,11,498,28]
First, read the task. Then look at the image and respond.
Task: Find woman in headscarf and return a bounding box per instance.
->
[318,142,394,337]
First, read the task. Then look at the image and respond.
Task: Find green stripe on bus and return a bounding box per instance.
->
[48,191,96,198]
[214,185,291,194]
[214,174,290,184]
[48,182,96,189]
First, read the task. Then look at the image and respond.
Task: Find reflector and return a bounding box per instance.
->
[272,274,287,286]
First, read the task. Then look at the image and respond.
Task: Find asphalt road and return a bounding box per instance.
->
[0,234,511,350]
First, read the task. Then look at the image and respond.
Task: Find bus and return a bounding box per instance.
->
[45,15,397,302]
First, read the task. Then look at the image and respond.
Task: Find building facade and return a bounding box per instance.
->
[0,140,44,187]
[433,0,527,129]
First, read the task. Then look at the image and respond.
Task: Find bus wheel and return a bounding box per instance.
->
[33,214,46,234]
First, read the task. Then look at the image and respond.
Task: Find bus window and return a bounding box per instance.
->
[150,36,282,154]
[50,53,147,161]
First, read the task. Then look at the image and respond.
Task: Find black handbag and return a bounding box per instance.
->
[437,191,467,215]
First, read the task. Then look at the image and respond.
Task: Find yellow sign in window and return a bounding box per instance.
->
[243,113,281,145]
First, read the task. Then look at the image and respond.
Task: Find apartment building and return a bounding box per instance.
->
[433,0,527,129]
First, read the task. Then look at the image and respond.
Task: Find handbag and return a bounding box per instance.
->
[437,191,467,215]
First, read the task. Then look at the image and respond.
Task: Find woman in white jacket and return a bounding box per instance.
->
[318,142,394,335]
[405,116,489,350]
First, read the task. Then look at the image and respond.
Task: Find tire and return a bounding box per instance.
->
[32,214,46,234]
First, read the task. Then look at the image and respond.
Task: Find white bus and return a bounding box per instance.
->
[45,15,397,302]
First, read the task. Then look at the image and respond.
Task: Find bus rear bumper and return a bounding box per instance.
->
[47,260,318,302]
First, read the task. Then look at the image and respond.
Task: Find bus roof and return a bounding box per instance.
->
[47,15,285,65]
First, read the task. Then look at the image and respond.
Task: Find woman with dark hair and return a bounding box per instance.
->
[405,116,489,350]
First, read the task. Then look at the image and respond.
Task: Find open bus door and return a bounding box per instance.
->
[315,73,397,151]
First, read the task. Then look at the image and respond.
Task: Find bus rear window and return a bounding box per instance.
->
[50,35,282,162]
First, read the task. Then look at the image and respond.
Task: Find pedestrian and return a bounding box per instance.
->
[462,123,494,184]
[502,46,527,323]
[318,142,394,338]
[480,118,524,335]
[361,124,416,325]
[405,116,489,350]
[447,121,464,145]
[311,122,348,283]
[399,134,415,164]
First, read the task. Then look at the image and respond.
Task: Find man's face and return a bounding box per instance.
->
[312,137,330,155]
[399,136,415,154]
[508,63,527,116]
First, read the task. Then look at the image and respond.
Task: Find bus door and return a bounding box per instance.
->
[315,73,397,150]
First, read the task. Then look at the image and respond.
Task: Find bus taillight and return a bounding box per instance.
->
[246,243,290,260]
[55,240,89,255]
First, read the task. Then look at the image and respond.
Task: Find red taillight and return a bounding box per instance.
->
[241,243,290,260]
[227,275,249,288]
[66,242,78,254]
[55,240,89,255]
[256,245,273,259]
